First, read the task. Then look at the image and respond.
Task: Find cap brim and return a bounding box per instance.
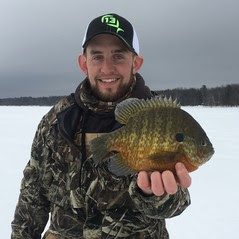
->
[82,32,137,55]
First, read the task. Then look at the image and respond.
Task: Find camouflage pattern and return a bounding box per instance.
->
[11,95,191,239]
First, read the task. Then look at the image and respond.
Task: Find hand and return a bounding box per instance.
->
[137,162,192,196]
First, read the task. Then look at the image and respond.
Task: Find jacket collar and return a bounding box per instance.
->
[74,73,152,113]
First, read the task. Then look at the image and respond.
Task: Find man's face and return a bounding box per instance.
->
[79,34,143,102]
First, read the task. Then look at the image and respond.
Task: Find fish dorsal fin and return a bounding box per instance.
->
[115,96,180,124]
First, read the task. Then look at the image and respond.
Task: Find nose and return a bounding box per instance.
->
[100,58,116,75]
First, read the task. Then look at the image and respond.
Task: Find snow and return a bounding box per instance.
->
[0,106,238,238]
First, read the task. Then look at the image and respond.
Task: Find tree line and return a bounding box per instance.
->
[0,96,63,106]
[0,84,239,106]
[156,84,239,106]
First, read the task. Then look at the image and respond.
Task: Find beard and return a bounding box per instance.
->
[88,69,135,102]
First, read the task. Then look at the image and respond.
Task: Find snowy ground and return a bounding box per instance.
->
[0,106,238,238]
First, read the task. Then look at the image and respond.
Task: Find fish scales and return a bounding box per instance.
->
[90,97,214,176]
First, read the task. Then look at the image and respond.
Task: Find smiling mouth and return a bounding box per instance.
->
[99,78,119,83]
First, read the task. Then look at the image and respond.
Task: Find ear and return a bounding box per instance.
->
[132,55,144,74]
[78,54,87,75]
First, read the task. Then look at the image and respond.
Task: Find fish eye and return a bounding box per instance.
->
[176,133,184,143]
[201,139,207,146]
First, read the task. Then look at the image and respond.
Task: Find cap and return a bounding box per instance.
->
[82,13,139,55]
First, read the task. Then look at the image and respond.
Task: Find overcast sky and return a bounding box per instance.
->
[1,0,239,98]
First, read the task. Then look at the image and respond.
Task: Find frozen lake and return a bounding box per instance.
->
[0,106,238,238]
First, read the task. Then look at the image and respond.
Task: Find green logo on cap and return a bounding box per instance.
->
[101,14,124,33]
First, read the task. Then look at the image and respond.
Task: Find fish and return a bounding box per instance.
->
[90,97,214,176]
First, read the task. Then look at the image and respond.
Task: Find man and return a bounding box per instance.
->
[11,13,191,239]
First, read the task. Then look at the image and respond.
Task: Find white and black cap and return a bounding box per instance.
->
[82,13,139,55]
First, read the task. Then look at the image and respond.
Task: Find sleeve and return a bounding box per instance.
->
[128,176,191,219]
[11,115,52,239]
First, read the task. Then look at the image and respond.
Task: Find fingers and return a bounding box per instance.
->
[175,162,192,189]
[151,172,164,196]
[137,171,153,195]
[137,171,177,196]
[137,163,192,197]
[161,171,178,195]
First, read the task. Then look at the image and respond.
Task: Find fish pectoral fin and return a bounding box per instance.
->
[108,153,136,177]
[90,134,110,166]
[147,152,178,162]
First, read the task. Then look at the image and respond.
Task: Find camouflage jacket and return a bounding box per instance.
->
[11,93,191,239]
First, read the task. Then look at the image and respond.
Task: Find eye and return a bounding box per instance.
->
[176,133,184,143]
[201,139,207,146]
[113,54,125,60]
[92,55,103,61]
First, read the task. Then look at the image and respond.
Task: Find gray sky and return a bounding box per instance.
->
[1,0,239,98]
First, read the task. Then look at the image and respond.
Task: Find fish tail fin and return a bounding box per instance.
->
[90,134,110,165]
